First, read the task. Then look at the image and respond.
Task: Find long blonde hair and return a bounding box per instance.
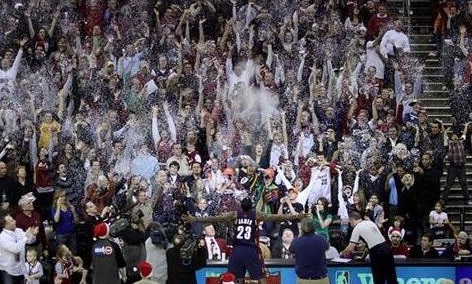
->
[52,190,69,208]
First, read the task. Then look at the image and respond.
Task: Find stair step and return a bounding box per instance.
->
[422,89,448,95]
[423,74,443,79]
[412,50,435,54]
[411,43,436,52]
[424,66,443,71]
[425,58,440,63]
[420,98,449,107]
[424,108,450,115]
[424,81,445,89]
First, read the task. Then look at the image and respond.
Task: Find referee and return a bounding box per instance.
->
[340,211,398,284]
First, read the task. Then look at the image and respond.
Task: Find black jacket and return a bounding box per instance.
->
[166,243,207,284]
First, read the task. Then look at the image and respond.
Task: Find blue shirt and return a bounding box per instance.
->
[388,177,398,206]
[51,208,75,235]
[290,233,328,279]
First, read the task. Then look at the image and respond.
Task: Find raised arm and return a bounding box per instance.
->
[297,52,306,82]
[308,64,318,94]
[198,18,206,45]
[9,38,27,80]
[266,115,274,140]
[371,99,379,121]
[219,18,234,50]
[278,17,289,43]
[292,11,299,44]
[154,7,162,31]
[48,8,60,38]
[57,73,73,119]
[275,165,294,189]
[281,111,288,147]
[163,101,177,143]
[24,7,35,39]
[225,43,234,76]
[326,58,336,100]
[196,75,204,115]
[151,105,161,145]
[273,54,285,86]
[174,10,188,41]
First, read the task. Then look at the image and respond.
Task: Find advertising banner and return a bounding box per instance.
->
[197,266,458,284]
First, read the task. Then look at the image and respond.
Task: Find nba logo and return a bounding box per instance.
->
[335,271,350,284]
[459,278,472,284]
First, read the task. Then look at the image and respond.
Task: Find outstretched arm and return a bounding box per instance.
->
[259,212,308,222]
[183,211,237,223]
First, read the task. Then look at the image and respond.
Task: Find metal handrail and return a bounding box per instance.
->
[404,0,411,34]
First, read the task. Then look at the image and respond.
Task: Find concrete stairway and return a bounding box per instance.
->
[406,0,472,232]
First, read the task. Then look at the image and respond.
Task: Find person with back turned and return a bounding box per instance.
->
[340,211,398,284]
[289,217,329,284]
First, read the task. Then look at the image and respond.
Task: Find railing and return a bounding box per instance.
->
[446,205,472,232]
[404,0,412,34]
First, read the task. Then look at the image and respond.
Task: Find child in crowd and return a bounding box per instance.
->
[54,244,87,284]
[24,248,44,284]
[387,215,406,240]
[429,199,451,238]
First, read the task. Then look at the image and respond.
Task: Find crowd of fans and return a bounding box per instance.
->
[0,0,472,283]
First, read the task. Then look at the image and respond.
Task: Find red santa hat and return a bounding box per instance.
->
[389,229,403,239]
[93,222,109,239]
[220,272,236,284]
[138,261,153,279]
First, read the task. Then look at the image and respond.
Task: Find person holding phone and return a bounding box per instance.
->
[51,190,78,254]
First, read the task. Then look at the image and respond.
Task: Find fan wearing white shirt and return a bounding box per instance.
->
[0,213,38,284]
[379,19,411,58]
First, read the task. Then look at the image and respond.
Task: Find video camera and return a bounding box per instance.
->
[108,207,145,237]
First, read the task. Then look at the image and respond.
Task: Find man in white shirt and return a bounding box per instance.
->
[0,213,38,284]
[340,211,398,284]
[379,19,411,58]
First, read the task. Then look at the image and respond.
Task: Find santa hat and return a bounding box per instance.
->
[389,229,403,239]
[93,222,110,239]
[138,261,153,279]
[220,272,236,284]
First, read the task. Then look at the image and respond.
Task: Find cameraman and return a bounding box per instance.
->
[113,209,148,284]
[166,233,207,284]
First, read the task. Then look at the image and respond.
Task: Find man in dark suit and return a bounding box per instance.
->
[202,223,229,260]
[409,233,440,258]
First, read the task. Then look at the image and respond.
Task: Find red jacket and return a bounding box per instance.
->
[83,182,116,214]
